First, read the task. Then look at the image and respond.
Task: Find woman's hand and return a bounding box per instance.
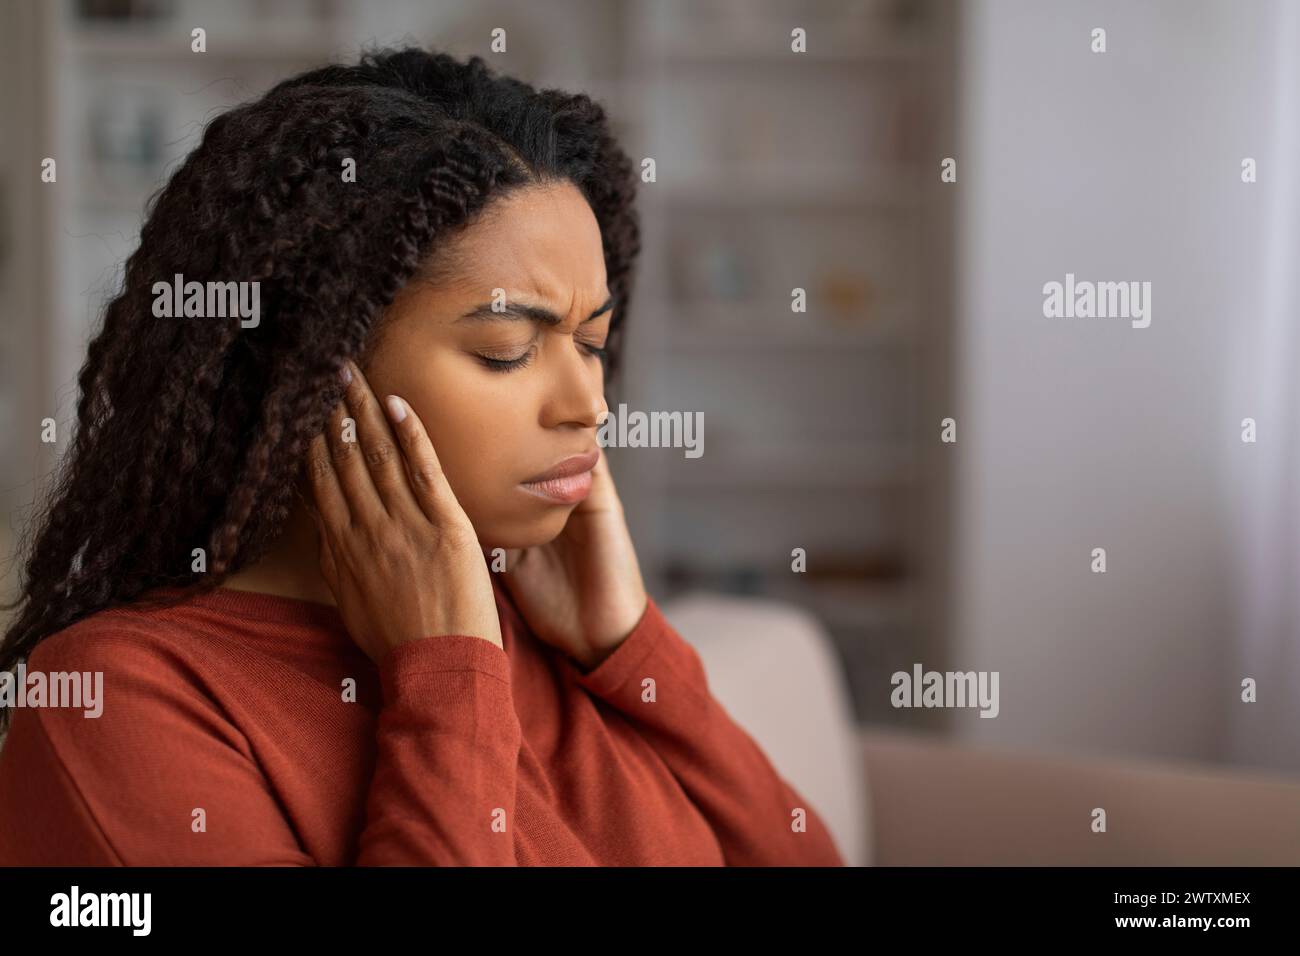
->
[305,360,502,664]
[498,445,648,672]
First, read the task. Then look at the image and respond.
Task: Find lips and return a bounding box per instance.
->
[522,449,600,484]
[519,449,600,504]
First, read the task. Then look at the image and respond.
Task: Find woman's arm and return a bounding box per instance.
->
[565,598,846,867]
[357,633,522,865]
[0,628,522,866]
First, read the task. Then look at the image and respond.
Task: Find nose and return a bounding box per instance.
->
[539,335,607,430]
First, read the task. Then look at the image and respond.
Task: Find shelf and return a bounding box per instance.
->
[659,559,916,631]
[655,168,922,208]
[765,576,917,631]
[659,441,917,489]
[661,323,915,350]
[650,301,919,350]
[67,27,343,62]
[638,33,936,66]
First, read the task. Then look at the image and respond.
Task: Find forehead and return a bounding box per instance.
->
[440,180,608,305]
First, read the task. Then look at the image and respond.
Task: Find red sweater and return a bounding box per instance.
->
[0,576,845,866]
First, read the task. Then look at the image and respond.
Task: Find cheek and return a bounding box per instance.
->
[375,349,571,547]
[405,370,533,510]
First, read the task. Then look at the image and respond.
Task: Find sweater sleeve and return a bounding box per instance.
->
[0,628,521,866]
[566,597,846,867]
[355,634,521,866]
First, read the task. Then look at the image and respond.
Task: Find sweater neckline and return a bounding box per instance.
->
[198,586,348,630]
[142,575,522,642]
[141,583,349,632]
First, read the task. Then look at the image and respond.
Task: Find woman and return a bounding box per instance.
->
[0,48,844,866]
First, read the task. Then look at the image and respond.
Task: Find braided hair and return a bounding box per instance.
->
[0,48,641,720]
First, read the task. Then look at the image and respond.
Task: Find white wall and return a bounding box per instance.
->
[952,0,1278,764]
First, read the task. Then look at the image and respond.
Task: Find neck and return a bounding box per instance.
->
[221,489,337,607]
[220,487,507,608]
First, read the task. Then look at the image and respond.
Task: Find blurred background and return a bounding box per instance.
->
[2,0,1299,800]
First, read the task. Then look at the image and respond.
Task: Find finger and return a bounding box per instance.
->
[305,431,351,531]
[341,360,423,519]
[324,377,385,527]
[308,498,339,586]
[575,444,623,515]
[381,392,468,529]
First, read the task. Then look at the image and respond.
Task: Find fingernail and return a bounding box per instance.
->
[339,362,352,385]
[385,395,407,422]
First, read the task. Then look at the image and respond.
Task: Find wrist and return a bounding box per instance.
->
[572,593,648,673]
[571,633,625,674]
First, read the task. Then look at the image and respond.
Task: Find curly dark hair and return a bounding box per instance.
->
[0,47,641,725]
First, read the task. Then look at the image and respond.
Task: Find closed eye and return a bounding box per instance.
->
[475,332,608,374]
[477,346,536,373]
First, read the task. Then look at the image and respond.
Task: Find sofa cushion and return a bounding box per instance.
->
[659,590,868,866]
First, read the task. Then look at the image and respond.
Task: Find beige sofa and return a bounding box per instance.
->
[661,591,1300,866]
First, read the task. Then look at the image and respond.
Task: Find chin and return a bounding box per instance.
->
[475,504,576,551]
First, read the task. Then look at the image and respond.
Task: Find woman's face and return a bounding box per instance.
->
[362,180,612,550]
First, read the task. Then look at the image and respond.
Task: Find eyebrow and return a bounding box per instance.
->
[456,295,614,327]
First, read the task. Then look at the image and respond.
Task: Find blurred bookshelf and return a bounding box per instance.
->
[614,0,957,730]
